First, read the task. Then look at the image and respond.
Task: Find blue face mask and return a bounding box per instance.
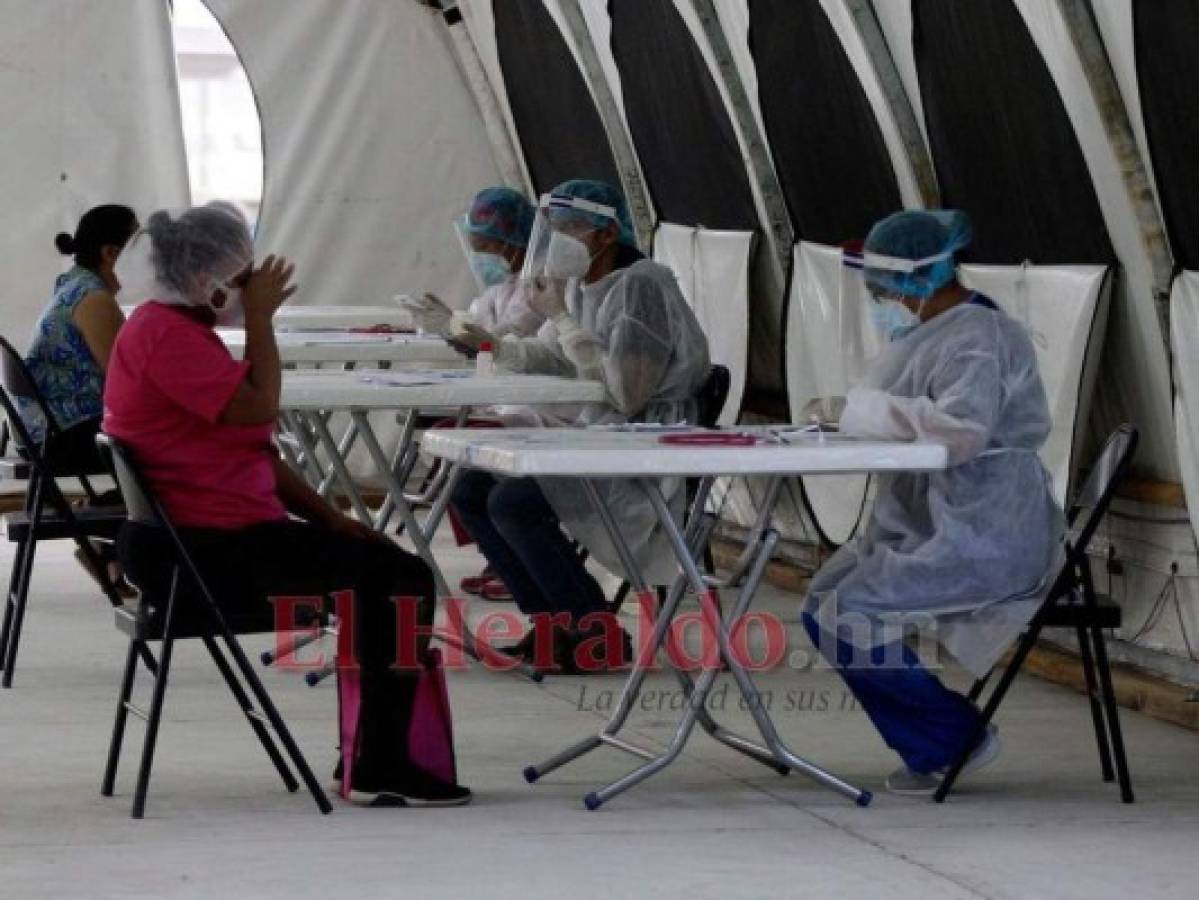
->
[870,298,921,341]
[470,252,512,288]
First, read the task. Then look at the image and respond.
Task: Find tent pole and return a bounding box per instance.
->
[1055,0,1175,346]
[555,0,656,251]
[841,0,939,209]
[433,1,531,193]
[687,0,793,280]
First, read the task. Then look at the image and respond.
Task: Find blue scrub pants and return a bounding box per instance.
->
[801,613,983,774]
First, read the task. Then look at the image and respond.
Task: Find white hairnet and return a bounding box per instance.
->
[115,204,252,308]
[806,300,1064,676]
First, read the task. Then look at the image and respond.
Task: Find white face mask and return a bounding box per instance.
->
[545,231,594,280]
[207,274,246,326]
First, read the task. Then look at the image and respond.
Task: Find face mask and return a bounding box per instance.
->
[206,273,246,326]
[470,252,511,289]
[870,298,921,341]
[545,231,594,280]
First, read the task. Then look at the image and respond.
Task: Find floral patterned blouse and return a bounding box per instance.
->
[19,266,108,443]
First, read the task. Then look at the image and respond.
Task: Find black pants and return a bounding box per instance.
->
[119,519,436,779]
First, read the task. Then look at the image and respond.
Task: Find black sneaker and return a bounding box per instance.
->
[349,769,473,808]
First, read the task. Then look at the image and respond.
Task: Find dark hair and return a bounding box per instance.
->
[55,204,138,271]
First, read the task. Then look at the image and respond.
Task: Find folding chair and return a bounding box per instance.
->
[96,434,331,818]
[935,424,1138,803]
[0,335,129,687]
[608,364,731,615]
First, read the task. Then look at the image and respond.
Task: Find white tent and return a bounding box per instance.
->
[3,0,1198,680]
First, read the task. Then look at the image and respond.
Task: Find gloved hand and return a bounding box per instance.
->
[801,396,847,426]
[524,276,569,320]
[397,292,453,334]
[450,322,496,352]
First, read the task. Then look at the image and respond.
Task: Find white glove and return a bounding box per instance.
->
[801,396,847,426]
[397,292,453,335]
[524,276,568,320]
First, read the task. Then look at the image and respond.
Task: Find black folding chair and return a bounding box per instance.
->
[96,434,331,818]
[607,365,731,615]
[935,424,1138,803]
[0,335,129,687]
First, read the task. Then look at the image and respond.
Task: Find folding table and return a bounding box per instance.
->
[218,329,466,367]
[120,304,414,332]
[421,426,949,809]
[277,371,605,598]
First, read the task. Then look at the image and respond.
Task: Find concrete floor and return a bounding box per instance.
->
[1,536,1197,900]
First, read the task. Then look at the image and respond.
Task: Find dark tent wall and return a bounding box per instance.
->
[607,0,758,230]
[493,0,620,194]
[1135,0,1199,272]
[748,0,901,245]
[913,0,1115,265]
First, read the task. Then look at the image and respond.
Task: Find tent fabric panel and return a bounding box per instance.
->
[493,0,620,193]
[607,0,758,230]
[747,0,902,245]
[0,0,189,341]
[913,0,1115,265]
[1134,0,1199,269]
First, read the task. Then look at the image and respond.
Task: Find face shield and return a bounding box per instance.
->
[841,245,951,342]
[520,192,620,283]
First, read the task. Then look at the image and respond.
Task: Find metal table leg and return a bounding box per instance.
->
[523,474,870,809]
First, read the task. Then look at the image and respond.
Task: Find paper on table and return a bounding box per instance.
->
[357,371,474,387]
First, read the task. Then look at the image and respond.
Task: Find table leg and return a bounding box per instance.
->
[642,480,871,807]
[306,411,374,524]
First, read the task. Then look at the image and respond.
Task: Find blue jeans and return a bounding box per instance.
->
[451,471,608,626]
[801,613,982,774]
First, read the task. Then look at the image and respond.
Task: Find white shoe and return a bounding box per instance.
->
[885,725,1001,798]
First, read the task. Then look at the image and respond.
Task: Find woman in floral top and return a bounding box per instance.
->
[21,205,139,469]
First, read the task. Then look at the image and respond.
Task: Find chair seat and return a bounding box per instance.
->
[2,503,125,542]
[1044,593,1123,629]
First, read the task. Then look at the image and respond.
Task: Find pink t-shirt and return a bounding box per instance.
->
[103,302,288,529]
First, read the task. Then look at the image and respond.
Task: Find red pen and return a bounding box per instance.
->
[659,432,760,446]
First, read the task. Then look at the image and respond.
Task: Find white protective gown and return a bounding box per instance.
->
[467,278,543,339]
[804,299,1064,677]
[496,259,711,585]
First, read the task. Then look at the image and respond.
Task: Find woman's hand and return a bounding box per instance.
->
[244,255,298,321]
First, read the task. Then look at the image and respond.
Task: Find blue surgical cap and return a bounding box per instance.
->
[863,209,973,299]
[464,187,536,249]
[547,179,637,248]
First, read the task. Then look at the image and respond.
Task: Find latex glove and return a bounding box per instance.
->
[397,292,452,334]
[450,322,496,352]
[801,396,847,426]
[524,276,569,320]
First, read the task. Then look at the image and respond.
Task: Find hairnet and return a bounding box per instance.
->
[547,179,636,247]
[115,204,253,307]
[862,210,972,299]
[462,187,535,248]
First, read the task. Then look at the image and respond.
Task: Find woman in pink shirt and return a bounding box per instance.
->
[103,204,470,807]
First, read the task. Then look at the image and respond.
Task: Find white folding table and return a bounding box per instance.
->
[277,371,606,600]
[421,426,949,809]
[218,329,466,367]
[121,304,414,332]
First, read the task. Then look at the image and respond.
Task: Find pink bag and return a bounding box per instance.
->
[337,649,457,797]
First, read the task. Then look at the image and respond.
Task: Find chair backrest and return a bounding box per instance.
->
[696,365,731,429]
[0,335,59,448]
[94,434,162,527]
[1066,424,1138,557]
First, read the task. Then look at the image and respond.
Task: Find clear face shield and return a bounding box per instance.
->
[520,192,618,284]
[843,245,955,342]
[454,217,520,294]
